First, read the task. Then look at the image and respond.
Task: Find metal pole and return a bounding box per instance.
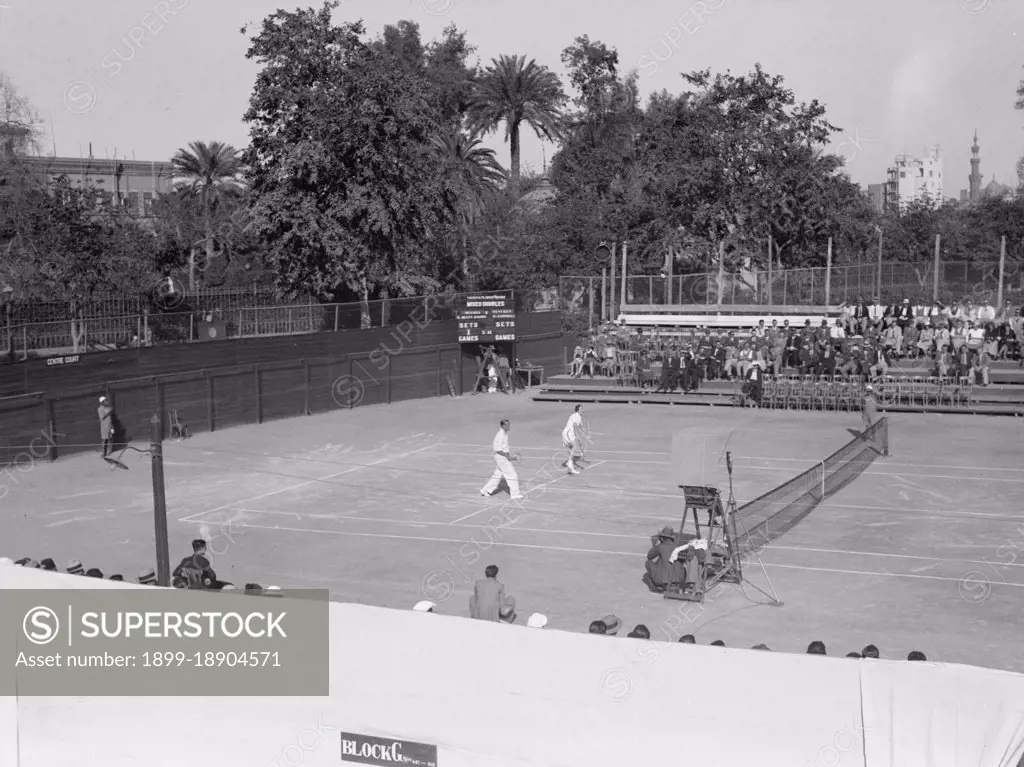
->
[588,277,594,334]
[601,268,607,322]
[150,414,170,587]
[609,242,616,322]
[825,237,833,305]
[767,236,773,308]
[998,235,1006,309]
[620,241,627,315]
[933,234,941,302]
[716,240,725,310]
[876,228,883,301]
[666,246,673,305]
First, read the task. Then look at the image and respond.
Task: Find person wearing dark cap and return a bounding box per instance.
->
[40,558,57,571]
[846,652,862,658]
[710,640,725,647]
[98,395,115,458]
[15,558,38,567]
[751,643,771,651]
[907,650,927,661]
[588,620,607,635]
[644,526,680,593]
[172,539,217,590]
[245,583,263,595]
[627,625,650,639]
[862,644,880,659]
[469,564,505,621]
[66,560,84,575]
[85,568,103,578]
[678,634,695,644]
[137,568,157,585]
[806,640,827,655]
[108,574,124,581]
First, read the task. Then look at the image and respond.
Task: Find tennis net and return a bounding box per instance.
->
[733,417,889,557]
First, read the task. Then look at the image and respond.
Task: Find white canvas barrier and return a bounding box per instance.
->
[1,562,1023,767]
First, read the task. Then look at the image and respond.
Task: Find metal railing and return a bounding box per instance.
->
[562,260,1024,320]
[1,291,544,356]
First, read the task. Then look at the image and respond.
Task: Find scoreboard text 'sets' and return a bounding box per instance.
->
[456,290,515,343]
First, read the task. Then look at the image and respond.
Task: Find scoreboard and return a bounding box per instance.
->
[456,290,515,343]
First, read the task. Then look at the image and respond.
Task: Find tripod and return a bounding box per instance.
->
[724,450,783,607]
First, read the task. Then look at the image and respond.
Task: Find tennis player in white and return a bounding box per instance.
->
[562,404,584,475]
[480,418,524,499]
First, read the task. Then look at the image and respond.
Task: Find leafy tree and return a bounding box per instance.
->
[2,177,160,350]
[242,3,458,321]
[170,140,244,287]
[431,129,505,286]
[467,54,566,195]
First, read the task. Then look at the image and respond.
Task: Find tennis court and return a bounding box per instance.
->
[2,394,1023,671]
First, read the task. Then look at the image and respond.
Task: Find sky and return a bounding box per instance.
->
[0,0,1022,194]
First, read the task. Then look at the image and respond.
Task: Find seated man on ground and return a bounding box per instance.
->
[644,526,681,592]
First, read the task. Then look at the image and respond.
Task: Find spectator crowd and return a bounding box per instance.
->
[571,296,1023,390]
[6,537,278,595]
[412,563,934,662]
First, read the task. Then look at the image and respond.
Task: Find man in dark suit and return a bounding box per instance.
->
[172,538,218,590]
[784,323,801,369]
[469,564,505,621]
[894,298,914,331]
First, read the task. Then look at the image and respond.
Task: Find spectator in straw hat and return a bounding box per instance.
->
[66,560,84,576]
[644,526,679,593]
[137,568,157,585]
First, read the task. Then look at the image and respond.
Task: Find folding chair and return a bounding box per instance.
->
[958,377,974,407]
[168,409,190,440]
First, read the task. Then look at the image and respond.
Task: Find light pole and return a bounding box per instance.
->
[1,285,14,362]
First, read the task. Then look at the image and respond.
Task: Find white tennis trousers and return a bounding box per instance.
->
[481,454,520,496]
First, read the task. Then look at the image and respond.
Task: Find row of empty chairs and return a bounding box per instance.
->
[758,374,975,410]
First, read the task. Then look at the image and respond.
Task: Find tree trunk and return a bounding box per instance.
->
[360,275,371,329]
[509,121,521,197]
[69,301,85,354]
[461,229,472,291]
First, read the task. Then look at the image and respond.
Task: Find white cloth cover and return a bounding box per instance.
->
[1,562,1023,767]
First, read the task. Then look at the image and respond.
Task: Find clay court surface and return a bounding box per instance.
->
[2,395,1023,671]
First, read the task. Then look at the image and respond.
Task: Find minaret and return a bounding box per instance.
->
[968,130,983,202]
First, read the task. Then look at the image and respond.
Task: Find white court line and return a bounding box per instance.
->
[178,518,1024,590]
[444,445,1024,476]
[447,460,607,525]
[177,442,439,523]
[443,442,671,456]
[187,508,1024,569]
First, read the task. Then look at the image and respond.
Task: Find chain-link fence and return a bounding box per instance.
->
[1,291,544,357]
[563,259,1023,318]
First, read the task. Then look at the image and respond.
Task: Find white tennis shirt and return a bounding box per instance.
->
[563,412,582,442]
[493,428,509,454]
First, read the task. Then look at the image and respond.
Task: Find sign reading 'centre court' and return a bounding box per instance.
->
[455,290,515,343]
[340,732,438,767]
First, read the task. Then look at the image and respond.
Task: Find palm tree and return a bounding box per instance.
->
[170,141,243,288]
[431,129,506,284]
[466,54,566,196]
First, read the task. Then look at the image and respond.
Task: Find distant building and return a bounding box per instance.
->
[16,154,174,217]
[0,123,31,158]
[884,146,943,211]
[967,130,983,202]
[958,132,1016,203]
[866,183,885,213]
[517,171,557,211]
